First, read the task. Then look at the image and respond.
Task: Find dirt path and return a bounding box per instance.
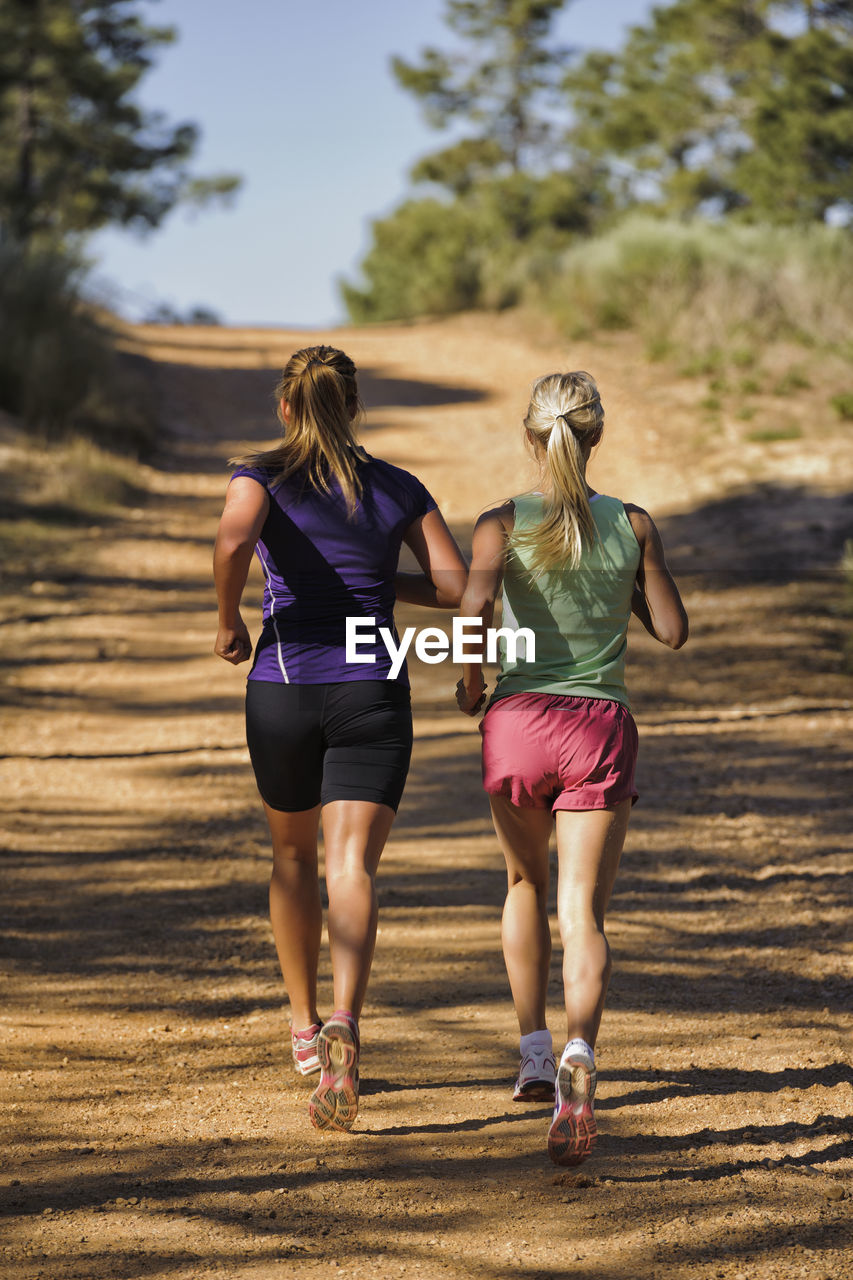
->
[1,314,852,1280]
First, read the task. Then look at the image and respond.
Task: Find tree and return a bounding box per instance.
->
[734,8,853,220]
[0,0,240,245]
[392,0,574,186]
[341,169,596,323]
[341,198,483,323]
[344,0,608,321]
[563,0,853,222]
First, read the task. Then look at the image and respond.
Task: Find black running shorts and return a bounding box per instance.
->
[244,680,413,813]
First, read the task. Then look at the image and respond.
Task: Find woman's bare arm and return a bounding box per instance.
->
[625,504,689,649]
[397,507,468,608]
[213,476,269,664]
[456,502,513,714]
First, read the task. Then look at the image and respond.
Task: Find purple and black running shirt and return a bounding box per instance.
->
[231,456,437,685]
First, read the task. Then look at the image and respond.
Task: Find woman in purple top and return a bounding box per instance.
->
[214,345,467,1132]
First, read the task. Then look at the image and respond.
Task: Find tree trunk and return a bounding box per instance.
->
[15,77,35,243]
[13,0,39,245]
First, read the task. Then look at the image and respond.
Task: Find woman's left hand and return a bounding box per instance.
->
[215,618,252,664]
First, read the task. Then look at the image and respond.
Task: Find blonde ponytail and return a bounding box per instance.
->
[512,370,603,571]
[231,345,367,513]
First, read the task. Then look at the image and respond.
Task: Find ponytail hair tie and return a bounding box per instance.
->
[552,411,580,437]
[553,397,600,433]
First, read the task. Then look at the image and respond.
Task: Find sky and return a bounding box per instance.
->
[88,0,656,328]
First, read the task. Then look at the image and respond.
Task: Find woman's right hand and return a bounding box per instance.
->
[456,670,487,716]
[215,617,252,664]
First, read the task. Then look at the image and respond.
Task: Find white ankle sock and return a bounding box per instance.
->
[520,1029,553,1056]
[563,1037,595,1063]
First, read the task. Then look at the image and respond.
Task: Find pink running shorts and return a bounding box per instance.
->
[480,691,639,811]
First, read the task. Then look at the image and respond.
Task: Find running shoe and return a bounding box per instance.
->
[547,1043,597,1166]
[513,1044,557,1101]
[308,1011,360,1132]
[291,1021,323,1076]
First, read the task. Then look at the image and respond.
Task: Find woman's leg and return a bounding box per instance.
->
[263,800,322,1033]
[307,800,395,1132]
[320,799,397,1020]
[554,800,632,1048]
[489,795,554,1035]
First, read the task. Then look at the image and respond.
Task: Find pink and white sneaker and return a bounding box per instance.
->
[291,1021,322,1076]
[547,1041,597,1167]
[309,1011,360,1132]
[513,1044,557,1101]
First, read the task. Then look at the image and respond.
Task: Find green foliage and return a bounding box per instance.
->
[350,0,853,327]
[773,367,812,394]
[343,170,598,323]
[564,0,853,222]
[746,424,804,441]
[410,138,506,197]
[144,302,222,325]
[0,241,155,451]
[534,215,853,362]
[830,391,853,419]
[734,18,853,222]
[32,436,145,514]
[0,0,240,243]
[343,0,611,321]
[342,199,482,322]
[391,0,571,176]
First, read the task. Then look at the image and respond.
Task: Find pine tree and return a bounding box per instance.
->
[563,0,853,222]
[735,4,853,220]
[344,0,607,321]
[0,0,240,244]
[392,0,573,189]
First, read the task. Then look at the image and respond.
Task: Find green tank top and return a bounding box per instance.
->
[490,492,640,709]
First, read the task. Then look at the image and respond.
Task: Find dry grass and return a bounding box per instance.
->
[536,216,853,371]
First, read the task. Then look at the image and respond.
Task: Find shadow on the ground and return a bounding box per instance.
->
[140,358,489,475]
[3,1115,850,1280]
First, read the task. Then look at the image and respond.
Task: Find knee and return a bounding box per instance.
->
[507,868,549,898]
[325,860,376,890]
[271,844,317,872]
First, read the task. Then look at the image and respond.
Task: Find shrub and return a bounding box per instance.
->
[532,216,853,367]
[341,199,485,323]
[0,242,155,454]
[830,392,853,421]
[745,425,803,442]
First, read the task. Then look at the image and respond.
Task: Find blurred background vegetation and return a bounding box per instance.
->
[1,0,851,469]
[0,0,239,456]
[343,0,853,376]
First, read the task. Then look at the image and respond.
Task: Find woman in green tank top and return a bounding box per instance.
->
[456,370,688,1168]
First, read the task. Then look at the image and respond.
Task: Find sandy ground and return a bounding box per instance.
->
[1,312,852,1280]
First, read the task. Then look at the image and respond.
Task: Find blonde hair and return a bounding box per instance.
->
[231,345,367,513]
[512,370,604,571]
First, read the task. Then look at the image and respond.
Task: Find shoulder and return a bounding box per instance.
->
[229,463,271,490]
[621,503,667,554]
[362,455,421,488]
[622,502,653,536]
[475,499,515,535]
[362,455,436,510]
[469,501,514,567]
